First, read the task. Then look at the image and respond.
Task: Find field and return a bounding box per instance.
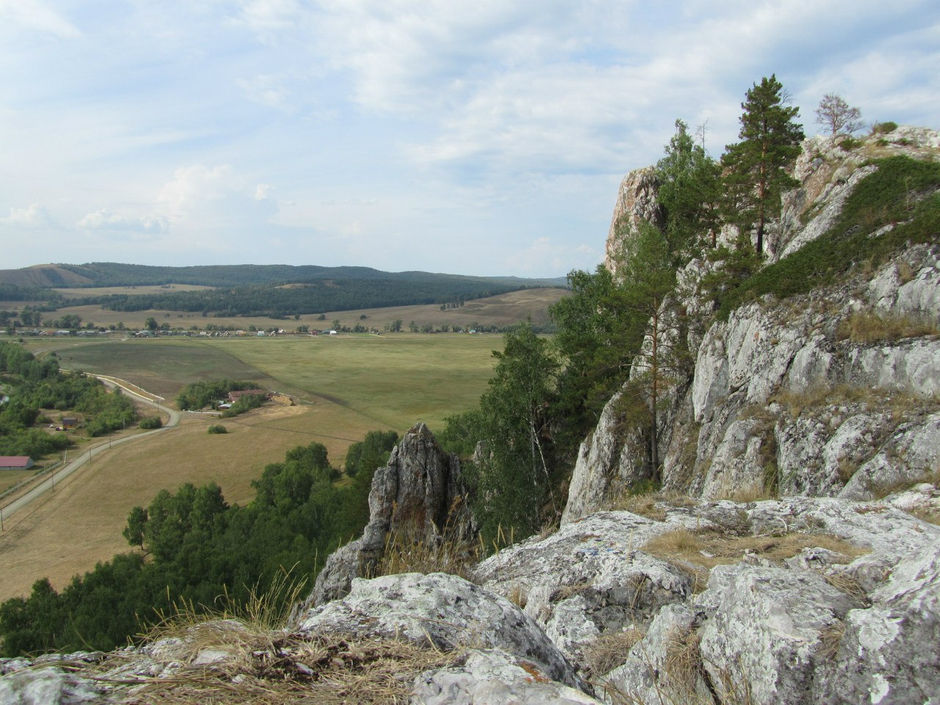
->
[0,333,504,600]
[23,287,567,333]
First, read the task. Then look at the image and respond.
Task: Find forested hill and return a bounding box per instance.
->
[45,262,565,290]
[0,262,566,317]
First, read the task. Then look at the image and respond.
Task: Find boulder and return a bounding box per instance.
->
[292,572,586,691]
[475,511,696,665]
[413,648,604,705]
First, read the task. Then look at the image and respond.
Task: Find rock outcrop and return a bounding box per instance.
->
[565,128,940,523]
[307,422,475,606]
[603,166,664,274]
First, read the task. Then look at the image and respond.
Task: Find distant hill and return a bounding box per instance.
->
[23,262,565,290]
[0,264,93,289]
[0,262,568,317]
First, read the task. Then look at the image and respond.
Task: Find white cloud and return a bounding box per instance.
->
[0,0,81,38]
[1,203,54,228]
[77,209,169,234]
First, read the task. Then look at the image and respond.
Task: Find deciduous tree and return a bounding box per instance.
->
[816,93,862,135]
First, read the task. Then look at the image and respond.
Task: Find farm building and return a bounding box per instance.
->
[0,456,34,470]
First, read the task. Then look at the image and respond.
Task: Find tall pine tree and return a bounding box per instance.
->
[722,75,804,254]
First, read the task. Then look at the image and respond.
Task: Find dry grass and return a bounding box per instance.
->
[837,311,938,344]
[582,627,645,677]
[817,621,845,660]
[607,490,698,521]
[87,565,457,705]
[374,530,482,582]
[642,530,867,593]
[99,630,457,705]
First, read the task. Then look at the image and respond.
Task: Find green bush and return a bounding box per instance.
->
[872,121,898,134]
[138,416,162,430]
[207,424,228,434]
[716,156,940,319]
[839,136,863,151]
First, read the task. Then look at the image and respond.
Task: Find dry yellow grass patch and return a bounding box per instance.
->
[608,490,697,521]
[99,629,457,705]
[837,311,938,344]
[642,530,867,593]
[582,626,645,677]
[0,403,371,601]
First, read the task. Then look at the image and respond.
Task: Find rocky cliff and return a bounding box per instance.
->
[570,127,940,523]
[3,129,939,705]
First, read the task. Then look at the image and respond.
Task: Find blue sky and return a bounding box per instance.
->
[1,1,937,277]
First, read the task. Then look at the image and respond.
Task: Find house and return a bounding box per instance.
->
[0,456,34,470]
[61,417,78,429]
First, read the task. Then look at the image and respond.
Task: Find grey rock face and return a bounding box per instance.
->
[308,423,474,605]
[293,571,585,690]
[603,166,663,274]
[595,497,940,705]
[475,511,695,665]
[0,667,107,705]
[412,648,604,705]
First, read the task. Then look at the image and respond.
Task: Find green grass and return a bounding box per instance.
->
[718,156,940,319]
[29,334,501,434]
[203,335,500,431]
[39,341,274,400]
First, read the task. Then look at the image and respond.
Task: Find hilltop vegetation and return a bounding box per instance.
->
[0,262,565,322]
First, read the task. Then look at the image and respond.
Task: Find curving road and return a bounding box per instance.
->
[0,376,180,526]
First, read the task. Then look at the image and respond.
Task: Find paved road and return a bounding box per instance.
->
[0,376,180,526]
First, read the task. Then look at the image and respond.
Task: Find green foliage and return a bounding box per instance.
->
[138,416,162,429]
[464,324,559,542]
[220,393,266,417]
[550,265,647,462]
[872,121,898,134]
[656,119,722,256]
[176,379,256,410]
[722,74,804,253]
[344,430,398,477]
[715,156,940,319]
[0,436,384,656]
[207,424,228,434]
[0,342,135,454]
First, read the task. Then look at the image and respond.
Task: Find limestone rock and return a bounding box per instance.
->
[696,563,853,705]
[475,511,695,665]
[412,648,604,705]
[292,572,585,691]
[0,666,107,705]
[308,423,474,605]
[603,166,663,274]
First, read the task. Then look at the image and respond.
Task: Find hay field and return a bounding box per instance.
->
[0,404,374,600]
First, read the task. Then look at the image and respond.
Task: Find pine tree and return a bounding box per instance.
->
[722,75,804,254]
[656,119,722,254]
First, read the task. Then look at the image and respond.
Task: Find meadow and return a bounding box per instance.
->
[0,332,504,600]
[29,287,566,333]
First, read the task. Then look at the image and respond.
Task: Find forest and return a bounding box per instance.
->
[0,342,138,457]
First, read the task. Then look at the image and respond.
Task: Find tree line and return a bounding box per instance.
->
[0,430,399,656]
[0,342,138,457]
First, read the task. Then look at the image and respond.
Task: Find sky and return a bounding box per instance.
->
[0,1,937,278]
